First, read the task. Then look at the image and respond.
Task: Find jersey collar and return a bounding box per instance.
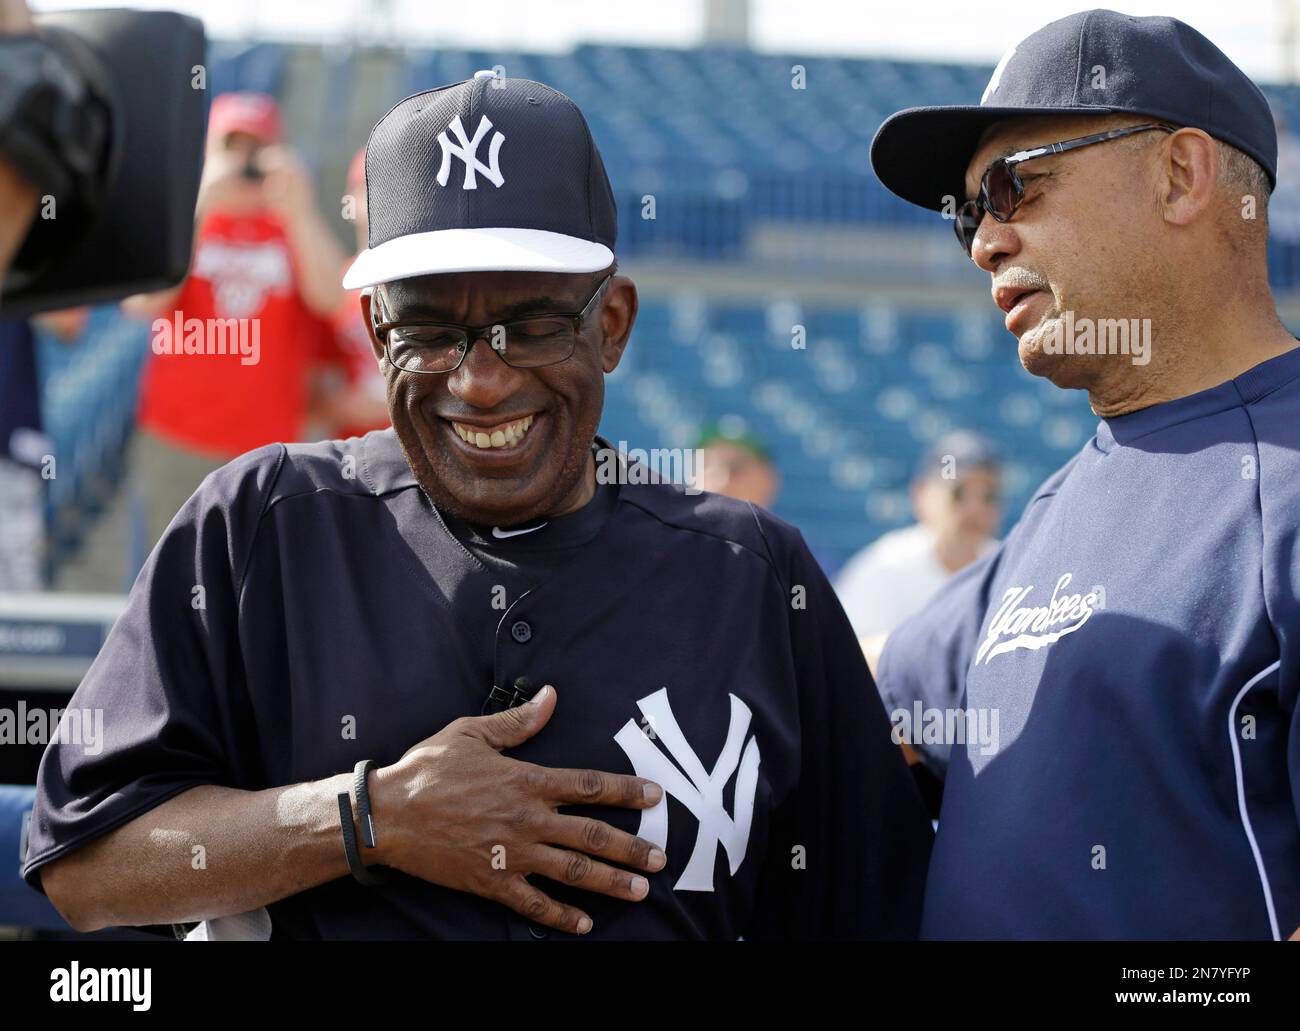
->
[1096,342,1300,452]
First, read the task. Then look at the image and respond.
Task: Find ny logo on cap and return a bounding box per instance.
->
[982,45,1017,104]
[436,114,505,190]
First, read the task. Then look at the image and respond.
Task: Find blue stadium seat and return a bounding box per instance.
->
[207,41,288,99]
[37,307,151,575]
[0,785,68,931]
[597,293,1095,570]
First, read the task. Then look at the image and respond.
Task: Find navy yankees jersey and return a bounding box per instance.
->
[23,430,932,939]
[879,344,1300,939]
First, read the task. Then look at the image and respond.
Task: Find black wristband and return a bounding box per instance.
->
[352,759,381,849]
[336,791,388,888]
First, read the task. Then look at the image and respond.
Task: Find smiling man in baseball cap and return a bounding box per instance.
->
[26,70,932,940]
[343,71,624,529]
[867,11,1300,939]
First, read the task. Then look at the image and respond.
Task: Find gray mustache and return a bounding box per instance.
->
[995,269,1051,293]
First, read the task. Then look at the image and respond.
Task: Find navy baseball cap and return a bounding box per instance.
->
[344,71,617,289]
[871,9,1278,212]
[915,431,1001,482]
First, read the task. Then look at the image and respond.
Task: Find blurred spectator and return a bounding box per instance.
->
[311,146,389,438]
[835,430,1002,640]
[694,421,780,508]
[0,308,88,590]
[113,92,346,556]
[1269,106,1300,241]
[0,318,45,590]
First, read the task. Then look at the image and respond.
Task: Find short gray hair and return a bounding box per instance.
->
[1217,139,1271,220]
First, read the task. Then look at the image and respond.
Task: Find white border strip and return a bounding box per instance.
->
[1227,659,1283,941]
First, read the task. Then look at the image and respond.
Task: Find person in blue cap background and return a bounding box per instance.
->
[870,10,1300,939]
[836,429,1002,643]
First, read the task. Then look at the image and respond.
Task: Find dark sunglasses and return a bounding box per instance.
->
[953,123,1176,256]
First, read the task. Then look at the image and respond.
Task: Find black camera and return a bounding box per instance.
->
[0,8,207,318]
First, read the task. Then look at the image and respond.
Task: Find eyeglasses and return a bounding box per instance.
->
[371,272,614,374]
[953,123,1176,256]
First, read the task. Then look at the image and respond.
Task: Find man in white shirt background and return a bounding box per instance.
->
[835,431,1001,804]
[836,430,1002,645]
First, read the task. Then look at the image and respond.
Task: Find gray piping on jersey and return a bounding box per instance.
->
[1227,658,1283,941]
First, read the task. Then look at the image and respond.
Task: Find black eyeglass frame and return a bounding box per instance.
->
[371,270,616,373]
[953,123,1176,256]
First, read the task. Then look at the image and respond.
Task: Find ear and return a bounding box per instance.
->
[1160,127,1219,227]
[598,275,637,374]
[359,288,387,365]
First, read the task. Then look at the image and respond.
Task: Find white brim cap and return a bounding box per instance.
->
[342,227,615,290]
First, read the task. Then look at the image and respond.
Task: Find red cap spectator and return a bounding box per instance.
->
[207,92,282,148]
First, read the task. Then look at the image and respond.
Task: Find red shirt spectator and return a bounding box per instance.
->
[127,93,348,462]
[137,207,330,457]
[311,146,390,440]
[316,280,389,440]
[116,92,348,562]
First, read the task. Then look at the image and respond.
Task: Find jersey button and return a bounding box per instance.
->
[511,620,532,643]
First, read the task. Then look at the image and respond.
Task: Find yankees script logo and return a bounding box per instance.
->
[975,572,1098,665]
[436,115,505,189]
[614,688,761,892]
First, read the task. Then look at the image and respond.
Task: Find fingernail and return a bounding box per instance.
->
[577,916,593,934]
[630,876,649,899]
[529,685,551,706]
[643,782,662,804]
[648,847,667,871]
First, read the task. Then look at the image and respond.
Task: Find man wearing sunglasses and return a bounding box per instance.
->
[870,10,1300,939]
[22,71,932,940]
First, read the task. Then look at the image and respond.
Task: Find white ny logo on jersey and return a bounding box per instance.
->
[614,688,761,892]
[436,115,505,190]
